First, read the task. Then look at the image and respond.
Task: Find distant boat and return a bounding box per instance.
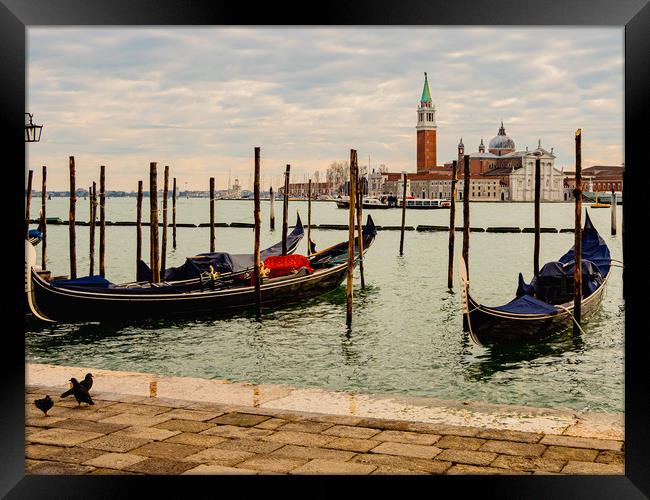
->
[336,196,450,210]
[591,192,610,209]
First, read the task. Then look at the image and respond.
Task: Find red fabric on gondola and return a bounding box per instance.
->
[249,254,314,285]
[263,254,313,277]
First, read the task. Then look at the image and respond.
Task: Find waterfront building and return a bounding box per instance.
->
[455,125,564,201]
[563,165,624,193]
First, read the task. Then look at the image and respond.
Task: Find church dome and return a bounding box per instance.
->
[488,122,515,152]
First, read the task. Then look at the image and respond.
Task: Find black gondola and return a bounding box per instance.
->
[26,215,377,323]
[459,212,611,345]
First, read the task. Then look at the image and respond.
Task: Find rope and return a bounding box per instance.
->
[556,304,587,335]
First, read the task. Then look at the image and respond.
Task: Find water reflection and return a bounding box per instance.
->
[463,329,586,382]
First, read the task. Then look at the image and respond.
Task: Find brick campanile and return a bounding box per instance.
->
[416,72,437,173]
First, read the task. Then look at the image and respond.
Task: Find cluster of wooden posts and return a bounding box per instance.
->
[25,131,615,330]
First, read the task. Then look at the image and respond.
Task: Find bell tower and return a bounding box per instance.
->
[416,72,437,173]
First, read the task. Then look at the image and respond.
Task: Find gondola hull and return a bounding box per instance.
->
[458,212,611,345]
[462,276,607,344]
[29,263,350,322]
[26,215,377,323]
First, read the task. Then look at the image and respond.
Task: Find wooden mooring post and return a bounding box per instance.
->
[534,157,541,276]
[254,147,262,320]
[209,177,216,253]
[346,149,358,327]
[611,189,617,235]
[69,156,77,279]
[282,165,290,254]
[462,154,470,279]
[41,165,47,270]
[136,180,143,275]
[307,179,312,254]
[172,177,177,249]
[269,186,275,230]
[573,129,583,335]
[355,172,365,289]
[149,162,160,283]
[447,160,457,289]
[99,165,106,277]
[89,182,96,276]
[161,166,169,273]
[25,169,33,240]
[399,171,407,256]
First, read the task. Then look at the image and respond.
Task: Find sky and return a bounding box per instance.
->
[27,27,624,191]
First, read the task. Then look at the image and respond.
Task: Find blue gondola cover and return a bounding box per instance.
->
[492,294,559,315]
[51,275,113,288]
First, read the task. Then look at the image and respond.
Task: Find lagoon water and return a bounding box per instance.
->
[25,197,624,413]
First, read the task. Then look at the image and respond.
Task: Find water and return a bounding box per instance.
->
[25,197,624,413]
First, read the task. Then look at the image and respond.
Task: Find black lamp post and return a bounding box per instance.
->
[25,113,43,142]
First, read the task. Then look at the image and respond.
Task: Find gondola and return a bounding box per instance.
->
[135,213,305,284]
[459,212,611,345]
[26,215,377,323]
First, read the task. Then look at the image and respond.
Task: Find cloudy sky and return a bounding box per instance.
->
[27,27,623,191]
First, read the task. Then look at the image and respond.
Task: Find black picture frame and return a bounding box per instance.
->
[4,0,649,497]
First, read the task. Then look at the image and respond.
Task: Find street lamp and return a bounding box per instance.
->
[25,113,43,142]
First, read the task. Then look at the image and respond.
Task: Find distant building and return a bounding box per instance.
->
[280,182,330,198]
[455,125,564,201]
[563,165,624,194]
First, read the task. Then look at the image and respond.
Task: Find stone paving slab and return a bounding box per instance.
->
[28,428,104,447]
[540,434,623,451]
[561,460,625,475]
[111,425,181,441]
[182,464,258,475]
[291,458,377,475]
[154,419,215,433]
[271,444,356,462]
[542,445,600,462]
[213,438,285,455]
[322,425,381,440]
[370,441,442,460]
[351,453,453,474]
[164,432,228,448]
[83,452,147,470]
[49,418,128,435]
[181,447,254,466]
[79,434,152,453]
[235,455,307,473]
[46,447,105,465]
[124,457,200,475]
[374,429,442,446]
[129,441,205,459]
[25,364,625,476]
[28,460,96,475]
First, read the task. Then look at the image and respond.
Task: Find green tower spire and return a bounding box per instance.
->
[420,72,432,104]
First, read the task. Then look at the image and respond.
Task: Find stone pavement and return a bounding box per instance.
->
[25,364,625,475]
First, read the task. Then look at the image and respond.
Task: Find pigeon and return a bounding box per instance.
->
[61,373,93,398]
[68,377,94,406]
[34,395,54,416]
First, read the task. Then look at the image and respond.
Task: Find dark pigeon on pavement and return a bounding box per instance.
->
[34,395,54,416]
[61,373,93,398]
[69,377,94,406]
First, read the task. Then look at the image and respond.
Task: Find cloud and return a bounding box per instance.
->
[27,27,623,190]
